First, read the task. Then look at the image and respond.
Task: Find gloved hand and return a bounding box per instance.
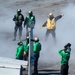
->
[23,52,26,56]
[40,25,43,29]
[31,39,35,42]
[61,14,64,16]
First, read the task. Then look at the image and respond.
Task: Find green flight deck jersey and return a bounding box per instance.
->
[16,45,24,59]
[58,48,71,65]
[33,42,41,54]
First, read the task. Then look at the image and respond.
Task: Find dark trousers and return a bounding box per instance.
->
[26,26,29,37]
[16,56,23,60]
[34,54,39,74]
[14,25,22,40]
[61,64,69,75]
[45,29,56,41]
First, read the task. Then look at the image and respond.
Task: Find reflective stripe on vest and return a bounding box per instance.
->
[46,18,55,29]
[27,15,34,25]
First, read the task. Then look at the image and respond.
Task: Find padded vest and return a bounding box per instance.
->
[27,15,34,25]
[16,14,22,22]
[46,18,55,29]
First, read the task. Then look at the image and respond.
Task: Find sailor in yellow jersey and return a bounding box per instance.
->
[40,13,64,41]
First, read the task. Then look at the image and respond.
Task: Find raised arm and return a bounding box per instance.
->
[55,14,64,21]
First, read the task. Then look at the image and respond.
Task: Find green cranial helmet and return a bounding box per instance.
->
[17,9,22,12]
[17,41,23,45]
[28,10,33,15]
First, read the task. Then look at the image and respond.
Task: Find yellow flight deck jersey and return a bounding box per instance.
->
[46,18,55,30]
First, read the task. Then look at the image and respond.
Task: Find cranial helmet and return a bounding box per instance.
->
[48,13,54,17]
[34,37,39,42]
[26,36,29,43]
[67,43,71,47]
[49,13,53,16]
[17,9,22,12]
[26,36,29,40]
[64,43,71,49]
[28,11,33,15]
[17,41,23,45]
[48,13,54,20]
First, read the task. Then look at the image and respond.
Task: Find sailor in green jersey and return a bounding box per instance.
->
[32,37,41,75]
[16,41,24,60]
[24,11,36,37]
[58,43,71,75]
[23,36,29,60]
